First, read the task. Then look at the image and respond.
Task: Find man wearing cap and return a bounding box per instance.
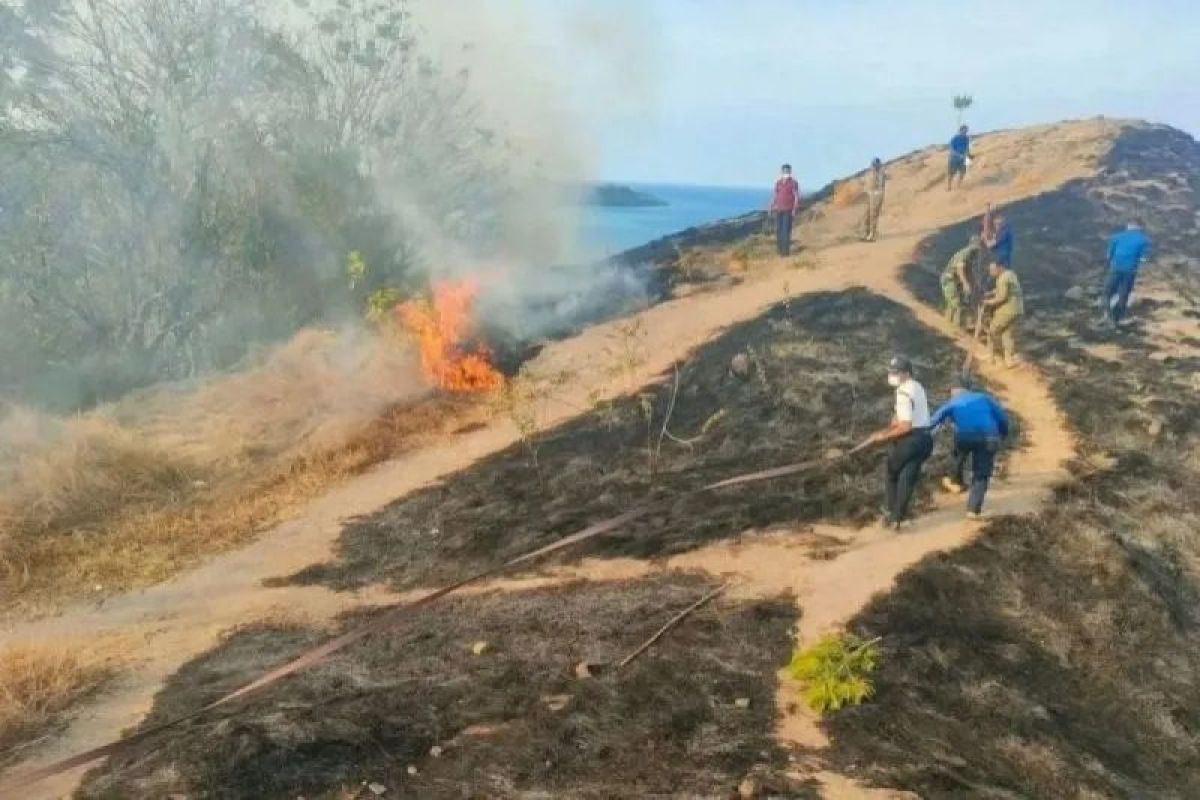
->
[860,157,886,242]
[930,376,1010,519]
[866,355,933,529]
[941,234,984,327]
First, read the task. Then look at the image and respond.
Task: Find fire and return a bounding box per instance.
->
[396,279,505,392]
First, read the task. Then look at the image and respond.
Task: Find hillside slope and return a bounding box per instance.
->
[825,123,1200,798]
[8,118,1197,799]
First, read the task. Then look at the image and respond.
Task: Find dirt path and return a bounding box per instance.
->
[1,120,1110,799]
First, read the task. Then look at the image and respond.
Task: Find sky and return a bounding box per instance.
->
[476,0,1200,189]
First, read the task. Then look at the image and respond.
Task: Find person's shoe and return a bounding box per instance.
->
[879,506,898,528]
[966,511,984,521]
[941,477,966,494]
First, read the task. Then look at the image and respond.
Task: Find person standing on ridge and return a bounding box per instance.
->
[941,234,984,327]
[983,260,1024,367]
[984,211,1014,269]
[769,164,801,257]
[861,157,887,242]
[930,375,1010,519]
[865,355,933,530]
[1102,220,1152,327]
[947,125,972,190]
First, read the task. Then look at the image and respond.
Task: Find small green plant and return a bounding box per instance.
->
[491,371,544,484]
[787,633,880,713]
[345,250,367,289]
[366,287,403,323]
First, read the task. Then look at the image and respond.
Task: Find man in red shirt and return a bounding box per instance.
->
[769,164,800,256]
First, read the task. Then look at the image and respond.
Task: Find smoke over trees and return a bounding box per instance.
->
[0,0,543,410]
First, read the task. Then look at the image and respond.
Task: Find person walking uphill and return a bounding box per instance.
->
[941,234,984,327]
[947,125,972,190]
[861,157,886,242]
[865,355,933,530]
[1102,220,1151,327]
[984,211,1014,268]
[770,164,801,257]
[983,260,1024,367]
[931,376,1010,519]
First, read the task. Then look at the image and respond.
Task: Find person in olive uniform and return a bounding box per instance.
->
[941,235,983,327]
[983,261,1024,367]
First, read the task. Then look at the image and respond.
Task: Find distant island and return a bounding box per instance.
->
[584,184,668,208]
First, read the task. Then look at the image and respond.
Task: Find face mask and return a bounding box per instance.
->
[887,374,901,387]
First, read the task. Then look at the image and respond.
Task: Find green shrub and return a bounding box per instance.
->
[787,633,880,713]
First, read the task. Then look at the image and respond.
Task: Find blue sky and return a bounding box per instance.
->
[512,0,1200,188]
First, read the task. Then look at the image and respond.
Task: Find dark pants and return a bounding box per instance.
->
[952,434,999,513]
[885,429,933,522]
[1103,269,1137,323]
[775,211,794,256]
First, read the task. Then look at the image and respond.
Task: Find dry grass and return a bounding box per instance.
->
[831,179,863,208]
[0,327,487,609]
[0,644,112,763]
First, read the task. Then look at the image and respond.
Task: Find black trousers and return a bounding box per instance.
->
[885,429,933,521]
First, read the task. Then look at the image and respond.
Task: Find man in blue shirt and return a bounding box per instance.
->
[985,212,1014,268]
[1102,221,1151,326]
[930,376,1010,519]
[947,125,971,190]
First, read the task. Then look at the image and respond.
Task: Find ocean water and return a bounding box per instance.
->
[580,182,764,256]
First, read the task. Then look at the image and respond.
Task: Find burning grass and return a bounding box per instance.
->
[396,279,505,392]
[76,573,810,799]
[0,644,112,766]
[281,289,976,595]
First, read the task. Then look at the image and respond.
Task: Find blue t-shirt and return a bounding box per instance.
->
[1107,228,1150,273]
[930,391,1009,439]
[991,223,1013,266]
[949,133,970,158]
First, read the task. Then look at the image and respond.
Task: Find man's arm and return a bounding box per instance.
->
[929,401,954,432]
[867,417,912,444]
[955,256,971,292]
[867,392,914,444]
[986,275,1010,308]
[792,181,801,215]
[1107,235,1117,266]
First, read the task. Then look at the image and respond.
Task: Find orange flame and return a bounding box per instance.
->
[396,279,505,392]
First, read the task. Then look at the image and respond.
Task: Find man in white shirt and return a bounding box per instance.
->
[865,355,934,529]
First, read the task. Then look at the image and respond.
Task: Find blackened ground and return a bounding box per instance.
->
[825,123,1200,797]
[281,289,972,594]
[77,573,812,799]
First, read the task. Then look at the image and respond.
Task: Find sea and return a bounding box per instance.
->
[580,182,764,256]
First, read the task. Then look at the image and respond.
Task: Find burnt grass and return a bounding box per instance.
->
[282,288,968,595]
[77,573,811,799]
[824,123,1200,797]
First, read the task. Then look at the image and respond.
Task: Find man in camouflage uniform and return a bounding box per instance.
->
[941,235,983,328]
[983,260,1024,367]
[861,157,886,241]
